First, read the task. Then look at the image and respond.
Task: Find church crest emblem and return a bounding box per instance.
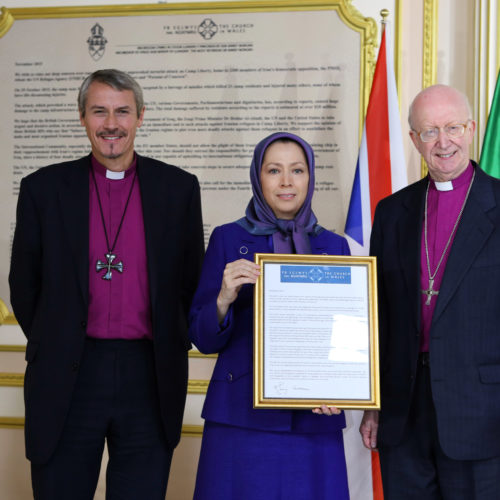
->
[198,19,218,40]
[87,23,107,61]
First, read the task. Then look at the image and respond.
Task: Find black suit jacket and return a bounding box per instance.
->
[9,154,204,464]
[371,163,500,461]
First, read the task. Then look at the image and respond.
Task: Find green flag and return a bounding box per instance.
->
[480,71,500,178]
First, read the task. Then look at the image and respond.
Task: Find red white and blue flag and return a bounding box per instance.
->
[344,21,407,255]
[343,21,407,500]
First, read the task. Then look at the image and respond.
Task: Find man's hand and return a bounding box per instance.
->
[359,410,379,450]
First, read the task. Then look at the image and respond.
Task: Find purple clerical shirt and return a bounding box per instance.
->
[419,162,474,351]
[86,155,153,340]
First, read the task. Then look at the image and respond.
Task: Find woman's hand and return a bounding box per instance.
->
[312,405,342,416]
[216,259,260,323]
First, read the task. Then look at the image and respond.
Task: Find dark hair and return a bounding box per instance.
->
[263,137,308,165]
[78,69,144,118]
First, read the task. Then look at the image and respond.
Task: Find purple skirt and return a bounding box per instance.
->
[193,421,350,500]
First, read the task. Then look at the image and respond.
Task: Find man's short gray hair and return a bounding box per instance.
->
[78,69,144,118]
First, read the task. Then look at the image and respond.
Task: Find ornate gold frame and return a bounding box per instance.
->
[0,0,377,324]
[254,253,379,410]
[0,0,376,135]
[0,298,15,325]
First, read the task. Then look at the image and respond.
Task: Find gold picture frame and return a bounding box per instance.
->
[254,253,379,409]
[0,1,377,324]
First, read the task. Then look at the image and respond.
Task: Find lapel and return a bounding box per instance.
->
[432,166,496,323]
[397,179,427,331]
[137,156,161,299]
[236,228,329,256]
[235,230,272,258]
[137,155,178,300]
[58,156,90,306]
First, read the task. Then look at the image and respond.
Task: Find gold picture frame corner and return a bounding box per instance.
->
[0,298,17,325]
[0,6,14,39]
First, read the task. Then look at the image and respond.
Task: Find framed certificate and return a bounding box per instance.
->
[253,253,379,410]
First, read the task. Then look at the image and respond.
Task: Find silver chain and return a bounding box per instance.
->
[424,169,475,281]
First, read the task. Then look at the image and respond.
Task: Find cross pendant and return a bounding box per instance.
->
[422,278,439,306]
[96,253,123,280]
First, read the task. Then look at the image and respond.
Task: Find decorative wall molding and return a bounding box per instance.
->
[420,0,438,177]
[0,416,203,436]
[422,0,438,89]
[0,373,23,387]
[474,0,499,159]
[0,373,209,393]
[0,374,206,436]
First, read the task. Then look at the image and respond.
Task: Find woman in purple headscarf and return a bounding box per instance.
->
[189,132,351,499]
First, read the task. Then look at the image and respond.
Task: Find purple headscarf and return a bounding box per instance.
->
[236,132,323,254]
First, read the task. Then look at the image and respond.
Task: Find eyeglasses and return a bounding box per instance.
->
[414,121,471,143]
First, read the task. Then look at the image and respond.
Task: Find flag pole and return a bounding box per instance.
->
[370,12,390,500]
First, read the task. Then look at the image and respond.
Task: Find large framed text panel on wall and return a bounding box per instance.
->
[0,1,377,318]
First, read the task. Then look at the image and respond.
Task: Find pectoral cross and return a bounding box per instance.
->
[96,253,123,280]
[422,278,439,306]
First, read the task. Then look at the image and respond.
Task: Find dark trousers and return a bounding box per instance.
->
[379,353,500,500]
[31,338,173,500]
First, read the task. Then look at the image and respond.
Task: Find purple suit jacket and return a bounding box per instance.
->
[189,222,350,433]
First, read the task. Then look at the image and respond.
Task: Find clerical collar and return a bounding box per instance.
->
[429,162,473,192]
[107,170,125,180]
[91,154,137,180]
[434,180,453,191]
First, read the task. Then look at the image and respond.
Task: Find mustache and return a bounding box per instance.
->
[97,129,126,137]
